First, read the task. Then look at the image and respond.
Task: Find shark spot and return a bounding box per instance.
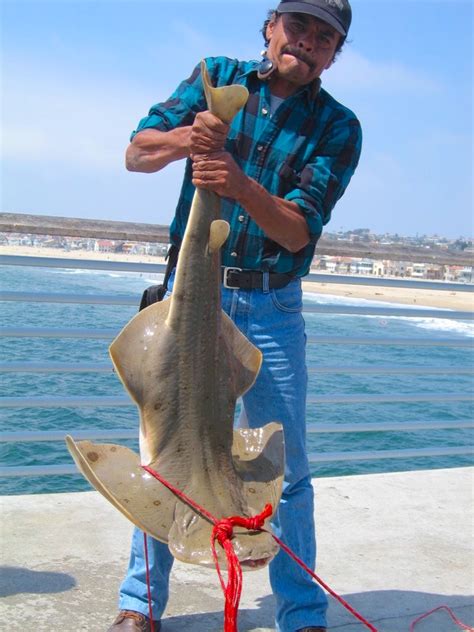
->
[87,451,99,463]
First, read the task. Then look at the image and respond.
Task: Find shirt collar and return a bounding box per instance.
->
[243,61,322,103]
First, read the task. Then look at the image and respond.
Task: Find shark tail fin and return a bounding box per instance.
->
[201,60,249,123]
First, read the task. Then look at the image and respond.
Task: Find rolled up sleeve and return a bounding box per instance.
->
[130,62,206,140]
[285,114,362,242]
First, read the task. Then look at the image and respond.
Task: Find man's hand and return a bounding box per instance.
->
[190,111,230,156]
[192,151,247,199]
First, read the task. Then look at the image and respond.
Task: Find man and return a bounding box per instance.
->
[109,1,361,630]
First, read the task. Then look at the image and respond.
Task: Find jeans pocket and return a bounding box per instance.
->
[270,280,303,313]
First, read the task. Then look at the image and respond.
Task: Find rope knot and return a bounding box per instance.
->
[244,503,273,531]
[213,519,234,547]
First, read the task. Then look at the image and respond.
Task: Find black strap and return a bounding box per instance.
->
[162,244,179,289]
[138,244,179,311]
[222,268,293,290]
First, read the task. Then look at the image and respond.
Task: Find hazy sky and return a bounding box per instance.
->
[2,0,473,238]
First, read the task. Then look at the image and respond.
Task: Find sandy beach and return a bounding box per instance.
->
[2,245,473,311]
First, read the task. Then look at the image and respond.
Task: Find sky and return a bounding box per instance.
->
[1,0,473,239]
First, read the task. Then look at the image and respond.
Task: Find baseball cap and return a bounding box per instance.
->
[276,0,352,37]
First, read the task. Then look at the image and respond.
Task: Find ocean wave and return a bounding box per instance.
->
[303,290,441,310]
[303,291,473,337]
[402,317,474,338]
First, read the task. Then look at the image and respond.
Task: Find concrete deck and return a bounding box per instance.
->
[1,467,473,631]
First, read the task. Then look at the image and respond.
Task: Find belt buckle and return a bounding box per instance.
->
[223,266,242,289]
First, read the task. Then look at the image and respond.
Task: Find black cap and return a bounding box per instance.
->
[276,0,352,37]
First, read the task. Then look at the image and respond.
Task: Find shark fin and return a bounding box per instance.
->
[221,311,263,398]
[232,422,285,514]
[208,219,230,254]
[201,60,249,123]
[109,298,171,406]
[65,436,175,543]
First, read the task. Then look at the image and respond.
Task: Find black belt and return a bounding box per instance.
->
[221,266,294,290]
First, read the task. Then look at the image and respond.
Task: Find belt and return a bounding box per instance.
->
[221,266,294,290]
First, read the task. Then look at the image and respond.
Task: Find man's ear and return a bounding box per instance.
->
[266,13,277,41]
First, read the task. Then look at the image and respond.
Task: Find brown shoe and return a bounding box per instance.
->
[107,610,161,632]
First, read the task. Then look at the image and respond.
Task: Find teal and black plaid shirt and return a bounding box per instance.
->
[132,56,362,277]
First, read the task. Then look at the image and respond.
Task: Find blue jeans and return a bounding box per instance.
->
[119,276,328,631]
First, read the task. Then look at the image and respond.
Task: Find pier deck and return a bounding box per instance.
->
[1,467,473,631]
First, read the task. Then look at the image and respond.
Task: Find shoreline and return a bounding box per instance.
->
[1,245,473,311]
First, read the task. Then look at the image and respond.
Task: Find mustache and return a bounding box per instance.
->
[281,46,315,70]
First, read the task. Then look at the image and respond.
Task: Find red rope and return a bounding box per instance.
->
[141,465,474,632]
[410,605,474,631]
[270,532,378,631]
[141,464,375,632]
[142,464,271,631]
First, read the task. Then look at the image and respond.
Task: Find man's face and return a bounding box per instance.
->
[266,12,341,88]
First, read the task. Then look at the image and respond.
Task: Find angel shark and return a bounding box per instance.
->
[66,62,285,569]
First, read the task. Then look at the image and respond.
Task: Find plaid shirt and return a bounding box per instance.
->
[132,56,362,277]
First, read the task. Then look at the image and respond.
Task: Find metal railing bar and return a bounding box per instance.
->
[308,446,474,463]
[1,392,471,408]
[1,362,472,375]
[306,421,474,433]
[0,254,166,274]
[0,291,140,305]
[1,445,472,477]
[0,429,137,442]
[0,362,112,373]
[0,327,117,339]
[2,327,472,347]
[1,421,473,443]
[304,272,473,293]
[0,465,78,477]
[1,254,473,293]
[306,335,473,347]
[303,305,474,320]
[307,393,473,404]
[308,366,474,375]
[2,290,473,321]
[0,396,131,408]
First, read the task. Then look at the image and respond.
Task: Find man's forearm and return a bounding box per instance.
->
[125,127,192,173]
[236,176,310,253]
[191,152,311,253]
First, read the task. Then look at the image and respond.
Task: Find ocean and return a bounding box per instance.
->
[1,264,473,496]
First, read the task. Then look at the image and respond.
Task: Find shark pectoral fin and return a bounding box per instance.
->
[109,298,171,404]
[201,60,249,123]
[208,219,230,254]
[65,436,175,543]
[221,311,263,398]
[232,422,285,518]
